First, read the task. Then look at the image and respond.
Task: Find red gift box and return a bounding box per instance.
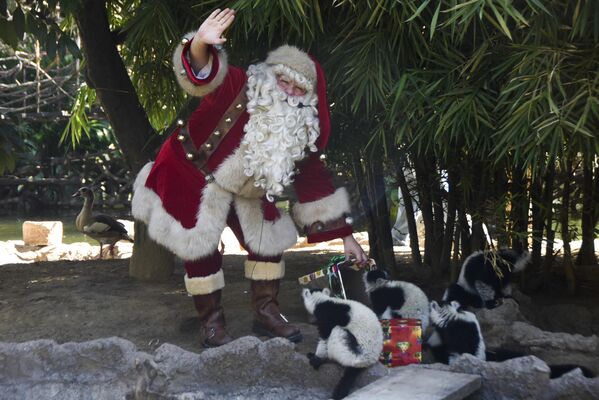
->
[379,318,423,367]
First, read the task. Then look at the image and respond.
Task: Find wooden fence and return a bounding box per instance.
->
[0,150,132,215]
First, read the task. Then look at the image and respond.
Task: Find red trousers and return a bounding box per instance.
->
[184,207,282,278]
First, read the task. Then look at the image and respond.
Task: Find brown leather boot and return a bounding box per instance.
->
[251,279,302,343]
[192,290,233,348]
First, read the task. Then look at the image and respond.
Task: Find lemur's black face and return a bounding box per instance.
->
[365,269,388,283]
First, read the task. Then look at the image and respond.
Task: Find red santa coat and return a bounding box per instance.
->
[132,35,352,261]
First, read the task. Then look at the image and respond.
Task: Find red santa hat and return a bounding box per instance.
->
[265,45,330,151]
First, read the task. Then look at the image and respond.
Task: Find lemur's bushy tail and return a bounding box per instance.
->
[497,249,530,272]
[332,367,364,400]
[486,349,595,379]
[549,364,595,379]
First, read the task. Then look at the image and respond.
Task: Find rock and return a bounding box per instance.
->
[418,354,551,400]
[153,336,386,398]
[475,298,599,375]
[346,365,481,400]
[509,322,599,373]
[0,241,35,264]
[0,241,135,264]
[0,337,157,400]
[0,336,387,399]
[524,304,594,336]
[475,298,528,326]
[22,221,63,246]
[541,369,599,400]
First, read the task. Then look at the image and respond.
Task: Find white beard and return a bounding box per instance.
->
[241,63,320,202]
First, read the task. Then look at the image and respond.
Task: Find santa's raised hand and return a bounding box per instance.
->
[196,8,235,45]
[190,8,235,71]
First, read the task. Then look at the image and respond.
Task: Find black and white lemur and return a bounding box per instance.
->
[443,249,531,309]
[302,288,383,400]
[363,268,430,332]
[426,300,595,378]
[427,300,486,364]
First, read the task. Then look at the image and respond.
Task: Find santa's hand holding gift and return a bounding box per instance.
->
[131,8,367,348]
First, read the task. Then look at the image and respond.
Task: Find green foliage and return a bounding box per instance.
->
[4,0,598,162]
[4,1,598,234]
[0,119,22,174]
[0,1,79,57]
[60,83,98,149]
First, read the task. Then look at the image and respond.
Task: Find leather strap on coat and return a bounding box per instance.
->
[177,85,248,176]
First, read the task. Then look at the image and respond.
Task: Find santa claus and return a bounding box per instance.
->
[131,8,367,347]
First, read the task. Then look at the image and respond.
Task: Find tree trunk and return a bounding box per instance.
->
[560,155,576,294]
[469,166,490,251]
[352,156,376,254]
[440,167,458,273]
[129,220,175,281]
[458,206,471,260]
[450,213,462,283]
[353,156,396,274]
[365,156,396,273]
[394,160,422,267]
[510,165,529,254]
[528,175,544,290]
[575,151,597,265]
[542,159,556,287]
[431,167,445,272]
[594,163,599,227]
[75,0,155,174]
[414,156,436,269]
[495,167,510,247]
[75,1,205,282]
[470,220,486,251]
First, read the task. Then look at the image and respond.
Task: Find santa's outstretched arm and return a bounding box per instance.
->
[172,8,235,97]
[291,153,367,263]
[190,8,235,70]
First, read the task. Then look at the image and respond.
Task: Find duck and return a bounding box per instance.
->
[72,186,133,258]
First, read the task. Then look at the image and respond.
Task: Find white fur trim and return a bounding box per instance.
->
[184,271,224,295]
[172,31,228,97]
[131,162,233,260]
[233,197,298,256]
[244,260,285,280]
[292,187,351,228]
[212,146,263,198]
[266,45,316,86]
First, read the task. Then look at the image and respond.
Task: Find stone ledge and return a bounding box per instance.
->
[346,365,481,400]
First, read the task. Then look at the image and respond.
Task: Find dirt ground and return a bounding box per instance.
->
[0,249,597,357]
